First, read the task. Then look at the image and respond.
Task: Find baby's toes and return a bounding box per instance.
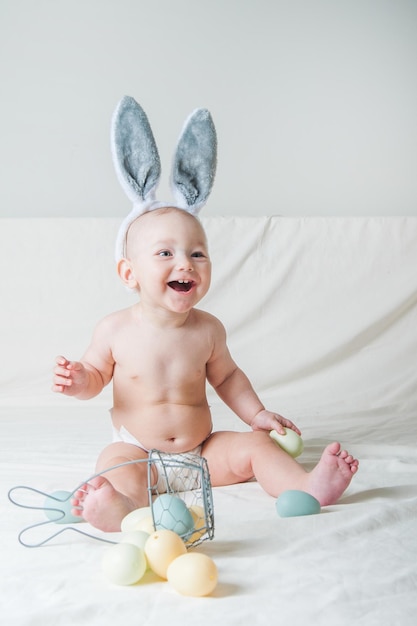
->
[71,483,89,504]
[70,495,82,510]
[336,449,347,460]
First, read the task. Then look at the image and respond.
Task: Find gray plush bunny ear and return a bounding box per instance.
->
[171,108,217,214]
[112,97,217,263]
[111,96,161,206]
[112,96,165,261]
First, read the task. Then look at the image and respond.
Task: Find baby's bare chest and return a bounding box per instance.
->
[113,326,212,383]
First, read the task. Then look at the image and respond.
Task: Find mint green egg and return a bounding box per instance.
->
[270,428,304,457]
[44,490,81,524]
[276,490,321,517]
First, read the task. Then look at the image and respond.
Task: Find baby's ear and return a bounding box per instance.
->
[117,258,139,290]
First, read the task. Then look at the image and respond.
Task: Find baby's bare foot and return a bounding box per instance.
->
[71,476,135,532]
[305,442,359,506]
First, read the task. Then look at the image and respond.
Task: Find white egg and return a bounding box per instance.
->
[120,530,150,550]
[102,542,147,586]
[121,507,153,532]
[134,515,156,535]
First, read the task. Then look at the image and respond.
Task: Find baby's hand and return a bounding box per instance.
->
[52,356,88,395]
[251,409,301,436]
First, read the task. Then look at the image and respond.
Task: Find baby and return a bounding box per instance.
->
[53,206,359,532]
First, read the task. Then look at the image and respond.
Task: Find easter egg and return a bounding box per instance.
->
[153,494,194,536]
[102,542,147,585]
[44,490,81,524]
[121,507,153,532]
[276,490,321,517]
[186,505,207,544]
[120,530,150,551]
[270,428,304,457]
[167,552,218,597]
[144,530,187,579]
[121,530,151,569]
[134,515,156,535]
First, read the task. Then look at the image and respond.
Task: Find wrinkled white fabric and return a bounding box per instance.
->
[1,217,416,625]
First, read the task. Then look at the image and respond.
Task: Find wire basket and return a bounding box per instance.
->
[148,450,214,547]
[9,451,215,549]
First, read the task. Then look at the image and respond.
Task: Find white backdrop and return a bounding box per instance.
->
[1,0,416,219]
[2,216,417,625]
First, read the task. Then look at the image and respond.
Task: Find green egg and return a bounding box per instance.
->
[270,428,304,457]
[276,490,321,518]
[44,490,82,524]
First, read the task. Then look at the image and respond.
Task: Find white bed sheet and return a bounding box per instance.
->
[2,404,417,626]
[1,217,417,625]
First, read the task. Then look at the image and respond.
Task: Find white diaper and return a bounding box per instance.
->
[112,424,150,451]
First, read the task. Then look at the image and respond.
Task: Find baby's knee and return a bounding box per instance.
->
[250,429,275,448]
[96,442,148,470]
[232,430,274,465]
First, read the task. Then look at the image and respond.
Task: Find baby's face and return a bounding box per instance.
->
[125,208,211,314]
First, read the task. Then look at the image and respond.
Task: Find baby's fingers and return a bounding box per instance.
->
[52,371,73,391]
[55,355,69,367]
[53,356,76,392]
[52,382,68,393]
[54,363,70,375]
[279,417,302,436]
[54,356,82,377]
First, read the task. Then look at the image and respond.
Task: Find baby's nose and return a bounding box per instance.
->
[177,255,194,271]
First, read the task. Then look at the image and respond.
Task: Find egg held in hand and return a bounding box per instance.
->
[270,427,304,457]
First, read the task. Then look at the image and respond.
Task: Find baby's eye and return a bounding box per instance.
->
[158,250,172,257]
[191,251,206,258]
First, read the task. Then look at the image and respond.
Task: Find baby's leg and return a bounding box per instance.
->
[202,431,358,506]
[72,442,153,532]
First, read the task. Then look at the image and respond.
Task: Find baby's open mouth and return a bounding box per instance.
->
[168,280,195,293]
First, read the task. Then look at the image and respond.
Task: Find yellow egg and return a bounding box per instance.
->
[121,507,153,532]
[187,505,206,544]
[144,530,187,579]
[102,542,147,586]
[167,552,218,596]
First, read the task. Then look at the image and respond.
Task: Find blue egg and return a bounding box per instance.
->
[276,490,321,518]
[44,490,82,524]
[152,494,194,536]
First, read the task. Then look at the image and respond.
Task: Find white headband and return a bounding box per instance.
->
[111,96,217,261]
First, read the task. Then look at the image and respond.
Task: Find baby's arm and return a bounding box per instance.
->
[207,318,300,436]
[52,317,115,400]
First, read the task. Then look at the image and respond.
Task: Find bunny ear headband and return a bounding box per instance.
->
[111,96,217,261]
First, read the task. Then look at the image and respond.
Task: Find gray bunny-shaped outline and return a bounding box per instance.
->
[111,96,217,262]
